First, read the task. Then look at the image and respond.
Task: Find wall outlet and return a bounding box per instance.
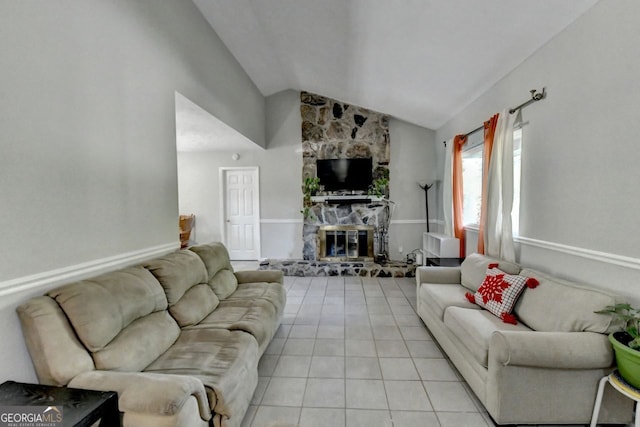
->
[398,246,403,253]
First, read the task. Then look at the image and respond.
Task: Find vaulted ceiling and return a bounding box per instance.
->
[175,92,260,152]
[193,0,598,130]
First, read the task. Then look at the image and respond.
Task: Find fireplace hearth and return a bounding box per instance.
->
[259,259,417,277]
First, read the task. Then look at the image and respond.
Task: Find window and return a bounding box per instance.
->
[461,132,484,226]
[512,128,522,236]
[461,128,522,233]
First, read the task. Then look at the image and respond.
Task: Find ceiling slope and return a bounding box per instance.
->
[194,0,598,129]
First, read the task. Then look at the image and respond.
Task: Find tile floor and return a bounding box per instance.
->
[240,275,497,427]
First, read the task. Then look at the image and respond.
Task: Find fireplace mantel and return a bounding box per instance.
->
[311,195,385,204]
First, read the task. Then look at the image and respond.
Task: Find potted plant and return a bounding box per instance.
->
[596,303,640,388]
[369,177,389,198]
[301,176,320,220]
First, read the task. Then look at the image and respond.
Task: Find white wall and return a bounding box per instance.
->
[0,0,265,382]
[178,90,303,259]
[435,0,640,304]
[388,119,437,258]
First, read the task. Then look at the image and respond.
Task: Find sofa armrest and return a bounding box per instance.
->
[68,371,211,421]
[235,270,284,285]
[416,266,461,286]
[490,331,613,369]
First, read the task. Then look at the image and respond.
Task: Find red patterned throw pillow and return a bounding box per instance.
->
[465,263,539,324]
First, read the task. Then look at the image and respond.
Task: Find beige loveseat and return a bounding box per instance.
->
[416,253,633,425]
[17,242,285,427]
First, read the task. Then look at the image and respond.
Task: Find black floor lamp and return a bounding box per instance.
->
[419,182,434,233]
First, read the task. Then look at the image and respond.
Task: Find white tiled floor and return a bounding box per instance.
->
[241,276,497,427]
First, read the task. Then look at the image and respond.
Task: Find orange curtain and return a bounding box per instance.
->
[477,114,499,254]
[452,134,467,258]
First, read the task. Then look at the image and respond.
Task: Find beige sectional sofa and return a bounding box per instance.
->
[416,253,633,425]
[17,242,285,427]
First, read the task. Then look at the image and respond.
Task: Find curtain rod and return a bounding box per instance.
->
[443,87,546,147]
[465,124,484,138]
[509,87,546,114]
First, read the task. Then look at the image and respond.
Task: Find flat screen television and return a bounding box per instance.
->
[317,158,373,191]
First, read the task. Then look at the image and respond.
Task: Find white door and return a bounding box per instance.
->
[221,167,261,260]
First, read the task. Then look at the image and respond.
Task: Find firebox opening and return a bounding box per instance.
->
[318,225,374,261]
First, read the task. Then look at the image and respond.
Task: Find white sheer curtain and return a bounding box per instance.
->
[485,109,516,262]
[442,138,454,237]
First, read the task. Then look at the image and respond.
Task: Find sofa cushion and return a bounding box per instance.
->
[17,296,96,386]
[144,250,209,305]
[466,265,538,324]
[170,284,220,327]
[144,251,221,327]
[460,253,520,292]
[47,266,168,351]
[92,311,181,371]
[145,328,259,426]
[235,270,284,285]
[419,283,480,320]
[515,268,618,333]
[444,306,532,367]
[190,299,278,353]
[190,243,238,300]
[209,269,239,300]
[229,282,287,317]
[190,243,234,278]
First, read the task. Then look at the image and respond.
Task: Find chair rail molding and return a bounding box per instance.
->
[0,242,179,297]
[516,235,640,271]
[260,218,303,224]
[390,219,442,225]
[464,226,640,271]
[259,219,444,225]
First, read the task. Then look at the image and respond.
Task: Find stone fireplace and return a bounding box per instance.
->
[300,91,392,261]
[302,200,391,260]
[318,225,374,261]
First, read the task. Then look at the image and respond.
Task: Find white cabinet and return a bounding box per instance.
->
[423,232,460,258]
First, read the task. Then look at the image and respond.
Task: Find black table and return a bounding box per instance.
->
[425,257,464,267]
[0,381,120,427]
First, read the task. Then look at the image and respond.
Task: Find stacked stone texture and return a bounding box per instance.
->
[302,203,391,260]
[300,92,390,182]
[260,259,416,278]
[300,91,392,260]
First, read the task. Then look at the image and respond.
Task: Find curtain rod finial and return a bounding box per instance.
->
[509,86,547,114]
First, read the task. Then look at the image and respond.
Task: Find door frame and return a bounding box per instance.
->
[219,166,261,260]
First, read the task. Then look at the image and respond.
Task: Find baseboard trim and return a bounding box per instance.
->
[0,242,180,298]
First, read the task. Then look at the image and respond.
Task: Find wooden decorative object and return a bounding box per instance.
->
[179,214,195,248]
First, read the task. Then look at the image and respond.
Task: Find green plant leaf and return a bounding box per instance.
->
[629,337,640,351]
[596,302,640,337]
